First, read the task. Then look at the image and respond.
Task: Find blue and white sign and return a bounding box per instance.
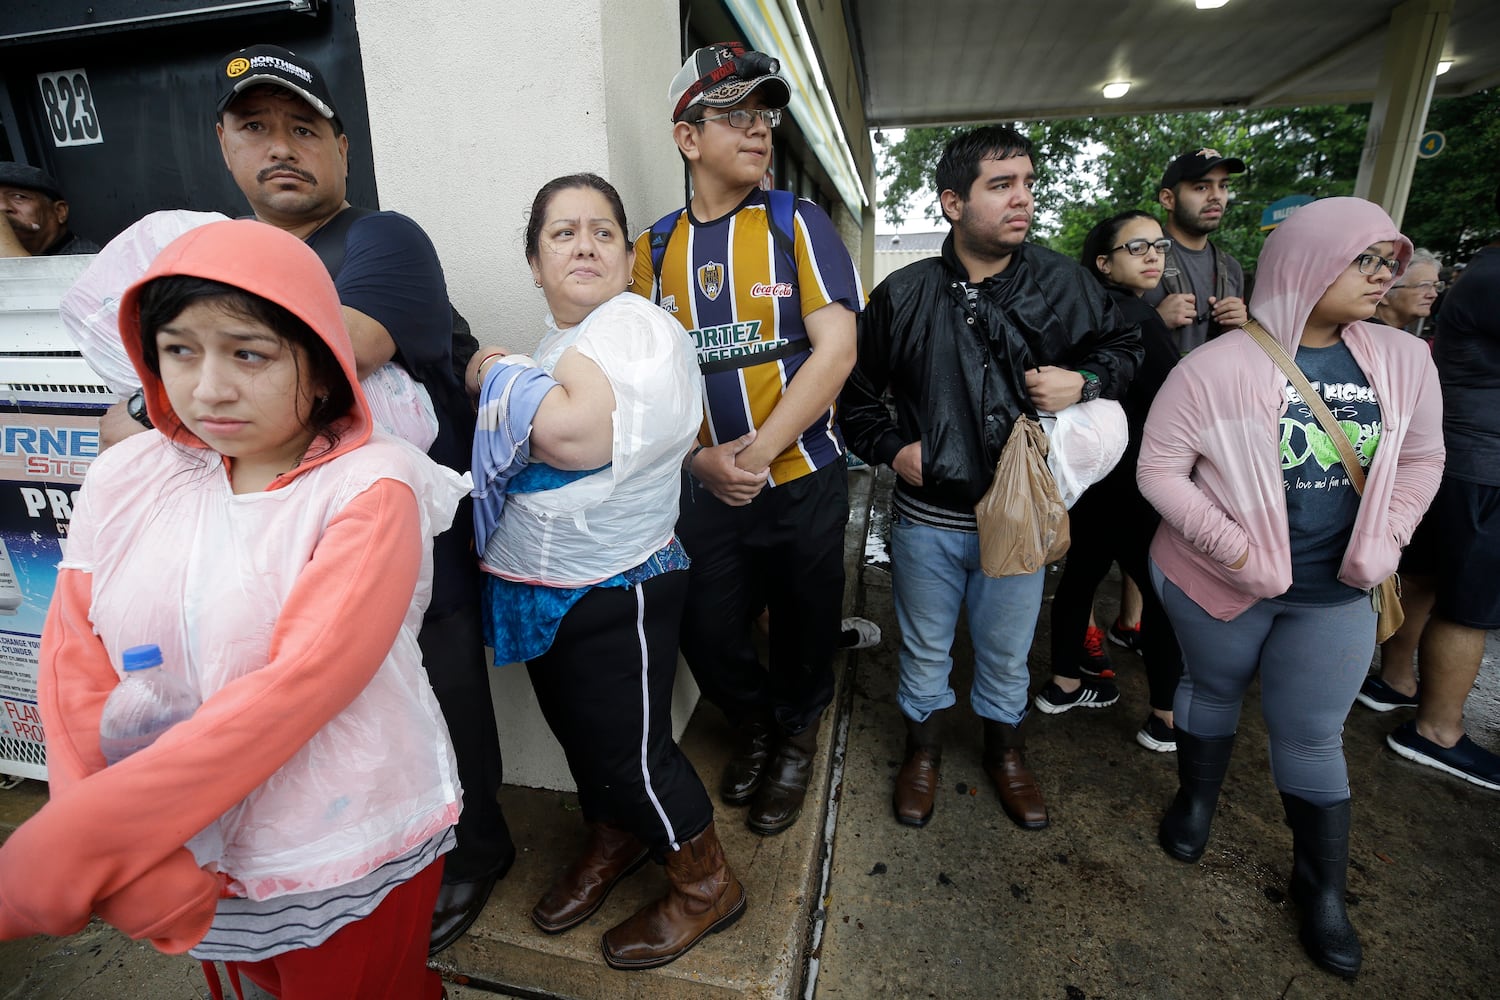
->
[1418,131,1445,159]
[1260,195,1315,231]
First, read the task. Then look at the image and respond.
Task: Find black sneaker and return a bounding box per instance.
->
[1079,625,1115,678]
[1355,676,1419,712]
[1387,721,1500,791]
[1107,619,1142,652]
[1034,677,1120,715]
[1136,713,1177,752]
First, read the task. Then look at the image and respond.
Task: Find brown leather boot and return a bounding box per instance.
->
[746,723,820,835]
[531,822,650,934]
[982,718,1049,830]
[600,821,747,970]
[893,712,943,827]
[720,715,775,806]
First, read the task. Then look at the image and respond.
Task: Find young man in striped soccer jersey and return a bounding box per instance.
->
[631,42,863,837]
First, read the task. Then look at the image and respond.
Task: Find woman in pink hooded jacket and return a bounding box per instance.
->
[1137,197,1443,980]
[0,220,466,999]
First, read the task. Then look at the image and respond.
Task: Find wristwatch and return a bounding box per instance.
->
[126,388,153,429]
[1077,369,1102,403]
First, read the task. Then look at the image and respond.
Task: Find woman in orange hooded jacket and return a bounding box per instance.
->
[0,220,466,999]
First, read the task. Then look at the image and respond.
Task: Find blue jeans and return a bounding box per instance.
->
[890,515,1045,725]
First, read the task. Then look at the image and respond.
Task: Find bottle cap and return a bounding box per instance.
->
[122,644,164,671]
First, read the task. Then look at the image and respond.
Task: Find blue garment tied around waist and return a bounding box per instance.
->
[483,534,689,663]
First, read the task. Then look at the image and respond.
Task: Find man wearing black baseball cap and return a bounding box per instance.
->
[213,42,515,956]
[0,162,100,257]
[1143,148,1248,353]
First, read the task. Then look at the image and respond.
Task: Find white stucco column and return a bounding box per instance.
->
[352,0,697,790]
[1354,0,1451,229]
[353,0,682,349]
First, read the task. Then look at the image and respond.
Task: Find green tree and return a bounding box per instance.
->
[878,104,1375,265]
[1404,88,1500,264]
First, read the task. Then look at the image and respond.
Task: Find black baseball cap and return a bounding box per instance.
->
[216,44,342,131]
[669,42,790,122]
[1160,148,1246,190]
[0,162,64,200]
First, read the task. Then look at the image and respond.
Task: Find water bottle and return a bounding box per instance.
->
[98,645,199,764]
[98,644,222,864]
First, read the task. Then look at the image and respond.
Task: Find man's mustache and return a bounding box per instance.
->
[256,165,317,185]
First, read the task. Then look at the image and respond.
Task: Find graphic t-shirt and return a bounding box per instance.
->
[631,189,864,486]
[1280,340,1381,605]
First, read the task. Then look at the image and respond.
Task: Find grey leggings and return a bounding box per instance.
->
[1152,564,1375,805]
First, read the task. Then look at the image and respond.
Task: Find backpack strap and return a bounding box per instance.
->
[303,206,375,280]
[647,208,685,305]
[647,190,801,304]
[765,188,798,278]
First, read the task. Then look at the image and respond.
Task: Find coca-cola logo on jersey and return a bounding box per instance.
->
[750,282,794,298]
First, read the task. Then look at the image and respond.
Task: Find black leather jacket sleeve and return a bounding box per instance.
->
[840,279,910,470]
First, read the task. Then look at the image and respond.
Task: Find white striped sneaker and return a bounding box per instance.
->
[1034,677,1120,715]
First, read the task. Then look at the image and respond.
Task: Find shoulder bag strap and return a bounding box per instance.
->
[1241,317,1367,496]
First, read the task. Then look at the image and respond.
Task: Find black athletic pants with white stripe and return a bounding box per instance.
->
[526,569,713,854]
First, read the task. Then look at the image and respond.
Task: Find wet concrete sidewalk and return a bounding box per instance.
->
[3,465,1499,998]
[814,474,1500,999]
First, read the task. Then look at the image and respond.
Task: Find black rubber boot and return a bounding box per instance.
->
[1281,793,1362,980]
[1158,730,1236,862]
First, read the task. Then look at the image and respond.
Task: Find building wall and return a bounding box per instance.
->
[353,0,681,353]
[354,0,691,791]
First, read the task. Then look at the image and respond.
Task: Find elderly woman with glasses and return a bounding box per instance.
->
[1137,198,1444,980]
[1374,247,1442,334]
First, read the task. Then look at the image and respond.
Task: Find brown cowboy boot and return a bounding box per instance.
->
[982,717,1049,830]
[600,821,747,970]
[746,723,820,835]
[720,714,776,806]
[893,712,944,827]
[531,822,650,934]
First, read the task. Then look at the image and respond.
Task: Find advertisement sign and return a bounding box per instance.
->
[0,407,102,779]
[1,255,109,780]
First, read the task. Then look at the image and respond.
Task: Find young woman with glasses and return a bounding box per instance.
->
[1035,211,1187,756]
[1136,198,1444,980]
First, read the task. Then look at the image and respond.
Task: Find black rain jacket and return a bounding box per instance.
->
[841,233,1143,512]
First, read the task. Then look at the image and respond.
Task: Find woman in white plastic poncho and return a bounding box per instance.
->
[466,173,745,971]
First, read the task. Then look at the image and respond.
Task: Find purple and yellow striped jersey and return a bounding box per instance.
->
[631,189,864,485]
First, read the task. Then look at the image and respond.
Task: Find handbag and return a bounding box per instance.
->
[1241,319,1405,641]
[975,413,1070,577]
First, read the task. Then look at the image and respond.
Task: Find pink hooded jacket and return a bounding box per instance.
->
[0,221,463,952]
[1137,197,1444,621]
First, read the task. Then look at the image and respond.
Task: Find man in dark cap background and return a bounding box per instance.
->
[0,163,100,257]
[1143,148,1249,353]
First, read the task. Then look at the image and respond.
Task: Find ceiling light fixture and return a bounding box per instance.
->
[1102,81,1131,99]
[1436,60,1453,75]
[1196,0,1230,9]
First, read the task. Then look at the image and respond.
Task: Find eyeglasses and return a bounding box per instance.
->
[1391,280,1445,293]
[697,108,783,130]
[1109,238,1173,256]
[1354,252,1402,276]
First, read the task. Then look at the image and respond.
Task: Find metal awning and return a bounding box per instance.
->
[851,0,1499,127]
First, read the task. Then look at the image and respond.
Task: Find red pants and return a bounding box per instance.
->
[206,858,445,1000]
